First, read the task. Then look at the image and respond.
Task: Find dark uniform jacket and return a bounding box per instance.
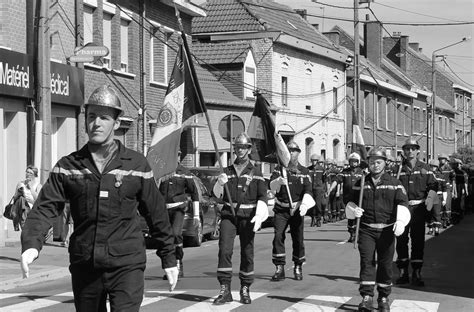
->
[270,164,312,208]
[439,163,455,189]
[434,171,447,194]
[21,141,176,269]
[219,162,268,218]
[307,164,326,191]
[159,164,198,209]
[350,172,409,225]
[398,160,438,201]
[336,166,364,205]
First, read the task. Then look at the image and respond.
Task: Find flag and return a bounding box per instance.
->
[248,93,291,166]
[351,105,367,161]
[147,34,206,182]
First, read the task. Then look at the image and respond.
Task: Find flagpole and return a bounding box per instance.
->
[174,7,235,217]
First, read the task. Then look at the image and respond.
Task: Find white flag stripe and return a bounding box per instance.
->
[283,295,351,312]
[0,292,72,312]
[390,299,439,311]
[178,291,266,312]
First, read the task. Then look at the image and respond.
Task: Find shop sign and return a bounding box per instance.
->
[50,62,84,106]
[0,48,34,98]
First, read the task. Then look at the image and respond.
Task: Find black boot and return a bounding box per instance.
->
[434,226,440,236]
[239,284,251,304]
[427,227,434,235]
[271,265,285,281]
[294,263,303,281]
[178,260,183,278]
[377,297,390,312]
[395,268,409,284]
[348,231,355,243]
[358,295,373,311]
[411,268,425,287]
[213,283,233,305]
[316,218,322,227]
[310,216,316,227]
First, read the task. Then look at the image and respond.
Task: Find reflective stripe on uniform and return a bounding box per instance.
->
[225,203,256,209]
[272,253,286,258]
[362,222,394,229]
[166,202,186,209]
[108,168,154,179]
[52,166,93,176]
[360,281,376,285]
[239,270,254,276]
[225,174,265,181]
[409,199,424,205]
[217,267,233,272]
[377,283,392,288]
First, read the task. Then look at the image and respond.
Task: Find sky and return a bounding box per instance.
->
[194,0,474,89]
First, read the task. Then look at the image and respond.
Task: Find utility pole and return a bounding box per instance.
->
[353,0,361,130]
[38,0,51,184]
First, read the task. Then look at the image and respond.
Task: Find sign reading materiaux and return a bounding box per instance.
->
[69,42,109,63]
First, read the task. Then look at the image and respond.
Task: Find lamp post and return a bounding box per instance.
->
[431,37,470,159]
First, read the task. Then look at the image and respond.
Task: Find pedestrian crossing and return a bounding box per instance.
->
[0,290,442,311]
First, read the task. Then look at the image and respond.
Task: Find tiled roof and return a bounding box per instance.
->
[435,95,455,114]
[192,41,251,64]
[193,0,338,51]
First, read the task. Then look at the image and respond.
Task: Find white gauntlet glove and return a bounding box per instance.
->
[393,221,405,236]
[393,205,411,237]
[213,173,228,198]
[270,176,287,193]
[192,201,200,226]
[164,266,179,291]
[345,201,364,219]
[299,193,316,216]
[21,248,39,278]
[251,200,269,232]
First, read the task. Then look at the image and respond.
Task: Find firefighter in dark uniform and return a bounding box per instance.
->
[307,154,326,227]
[20,85,178,312]
[427,159,447,236]
[325,159,340,222]
[346,147,410,312]
[332,152,364,242]
[438,153,455,228]
[465,160,474,215]
[212,132,268,305]
[451,158,469,224]
[159,151,199,279]
[395,138,438,287]
[270,141,314,282]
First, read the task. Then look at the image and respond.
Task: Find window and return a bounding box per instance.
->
[281,76,288,107]
[102,13,112,69]
[333,87,338,114]
[363,91,371,128]
[320,82,325,114]
[438,116,442,137]
[83,6,94,45]
[150,29,171,84]
[377,95,385,129]
[467,97,472,117]
[396,104,403,134]
[403,105,409,135]
[120,19,129,72]
[386,98,393,130]
[244,67,255,100]
[413,107,420,133]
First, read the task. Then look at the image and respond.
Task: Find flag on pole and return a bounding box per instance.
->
[147,35,205,182]
[351,105,367,160]
[248,93,291,167]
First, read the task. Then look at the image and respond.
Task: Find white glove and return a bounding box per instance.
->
[217,173,228,186]
[192,201,200,226]
[299,204,309,216]
[251,200,269,232]
[270,176,287,193]
[299,193,315,216]
[21,248,39,278]
[251,215,263,232]
[354,206,364,218]
[164,266,179,291]
[393,220,405,236]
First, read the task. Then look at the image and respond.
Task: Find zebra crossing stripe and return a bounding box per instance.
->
[0,292,72,312]
[0,293,23,300]
[390,299,439,311]
[283,295,352,312]
[178,291,266,312]
[142,290,186,307]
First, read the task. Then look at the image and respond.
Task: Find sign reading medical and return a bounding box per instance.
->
[0,48,34,98]
[50,62,84,106]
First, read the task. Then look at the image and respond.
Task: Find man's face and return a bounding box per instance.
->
[234,144,251,161]
[310,159,319,166]
[368,157,386,174]
[403,145,419,159]
[349,159,359,168]
[86,105,120,145]
[439,158,446,165]
[289,148,300,163]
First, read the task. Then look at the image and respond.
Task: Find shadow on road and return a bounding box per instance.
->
[309,273,359,283]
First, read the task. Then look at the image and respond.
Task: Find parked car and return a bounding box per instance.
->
[142,174,220,248]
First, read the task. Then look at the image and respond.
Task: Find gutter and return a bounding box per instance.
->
[360,74,417,98]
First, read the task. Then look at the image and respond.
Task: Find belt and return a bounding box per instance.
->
[437,191,443,195]
[225,203,256,209]
[166,202,186,209]
[408,199,424,206]
[362,222,394,229]
[275,199,301,208]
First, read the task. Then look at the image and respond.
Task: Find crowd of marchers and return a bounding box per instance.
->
[17,85,474,312]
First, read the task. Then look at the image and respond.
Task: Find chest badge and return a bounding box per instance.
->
[115,173,123,188]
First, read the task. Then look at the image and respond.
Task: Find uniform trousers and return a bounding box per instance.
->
[428,195,442,228]
[217,216,255,286]
[311,188,325,220]
[272,207,305,265]
[70,260,144,312]
[451,185,465,221]
[168,206,185,260]
[358,226,395,298]
[396,203,426,270]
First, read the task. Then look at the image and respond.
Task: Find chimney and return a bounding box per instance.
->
[409,42,419,52]
[323,31,340,47]
[364,16,383,67]
[312,23,319,31]
[295,9,307,20]
[399,35,409,71]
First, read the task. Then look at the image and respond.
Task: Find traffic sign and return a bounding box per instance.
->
[68,54,94,63]
[74,43,109,57]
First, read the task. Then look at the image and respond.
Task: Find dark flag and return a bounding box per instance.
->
[248,93,290,166]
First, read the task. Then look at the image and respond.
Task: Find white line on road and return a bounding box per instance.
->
[337,240,348,245]
[0,292,72,312]
[391,299,439,311]
[142,290,186,307]
[178,291,266,311]
[0,293,23,300]
[283,295,352,312]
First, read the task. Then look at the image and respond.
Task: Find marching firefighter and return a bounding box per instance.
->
[212,132,268,305]
[21,85,178,311]
[395,138,438,287]
[325,159,340,222]
[438,154,455,228]
[427,159,447,236]
[307,154,326,227]
[333,152,364,243]
[269,141,314,282]
[159,151,199,279]
[451,158,469,224]
[346,147,410,312]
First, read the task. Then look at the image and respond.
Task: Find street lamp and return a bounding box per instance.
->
[431,37,471,159]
